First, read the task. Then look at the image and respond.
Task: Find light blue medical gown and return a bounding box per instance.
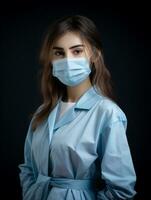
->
[18,86,137,200]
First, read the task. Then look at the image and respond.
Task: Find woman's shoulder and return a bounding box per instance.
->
[29,104,45,129]
[34,104,44,115]
[96,96,127,124]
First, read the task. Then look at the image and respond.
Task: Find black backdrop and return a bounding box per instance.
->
[0,1,150,199]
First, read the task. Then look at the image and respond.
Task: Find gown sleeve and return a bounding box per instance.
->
[18,105,49,200]
[18,118,37,199]
[97,118,137,200]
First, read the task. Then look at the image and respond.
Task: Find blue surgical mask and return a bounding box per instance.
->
[52,57,91,86]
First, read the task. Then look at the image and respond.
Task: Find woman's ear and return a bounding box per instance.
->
[97,50,101,57]
[92,49,102,63]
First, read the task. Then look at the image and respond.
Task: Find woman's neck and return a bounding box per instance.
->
[65,78,92,102]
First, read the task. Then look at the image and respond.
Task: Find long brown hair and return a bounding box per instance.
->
[30,15,117,132]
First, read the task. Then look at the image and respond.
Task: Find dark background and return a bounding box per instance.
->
[0,0,150,199]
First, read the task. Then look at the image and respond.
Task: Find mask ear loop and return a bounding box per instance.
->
[89,47,96,73]
[90,62,96,75]
[89,47,97,85]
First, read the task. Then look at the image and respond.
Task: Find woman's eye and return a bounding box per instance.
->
[54,51,64,56]
[73,49,83,55]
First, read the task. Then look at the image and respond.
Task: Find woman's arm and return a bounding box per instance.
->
[18,118,38,199]
[18,122,51,200]
[97,119,137,200]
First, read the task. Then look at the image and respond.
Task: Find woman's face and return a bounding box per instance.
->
[51,31,92,62]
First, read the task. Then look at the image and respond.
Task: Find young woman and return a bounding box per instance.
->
[18,15,137,200]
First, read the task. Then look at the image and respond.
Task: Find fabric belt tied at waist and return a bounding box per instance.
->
[24,173,101,200]
[37,173,97,190]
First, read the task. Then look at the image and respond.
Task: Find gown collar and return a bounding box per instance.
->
[59,84,104,110]
[49,85,104,132]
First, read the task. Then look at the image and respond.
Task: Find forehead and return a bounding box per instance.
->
[53,32,86,48]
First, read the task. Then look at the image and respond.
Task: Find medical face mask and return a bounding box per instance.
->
[52,57,91,86]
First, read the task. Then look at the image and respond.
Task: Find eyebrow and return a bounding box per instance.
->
[52,44,85,50]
